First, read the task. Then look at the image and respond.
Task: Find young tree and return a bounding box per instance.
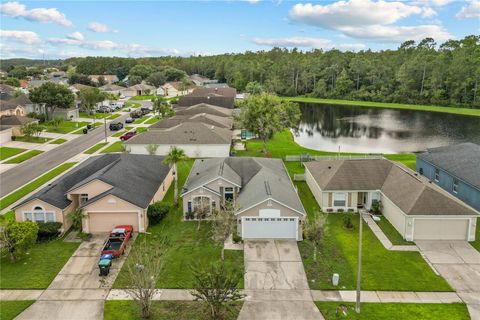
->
[236,94,301,154]
[145,144,159,155]
[78,87,106,128]
[20,122,43,139]
[211,200,237,261]
[69,208,86,232]
[153,97,175,119]
[245,81,265,95]
[0,221,39,261]
[125,236,166,319]
[303,213,327,262]
[29,82,75,120]
[50,117,64,130]
[191,262,244,320]
[179,77,191,95]
[163,146,188,206]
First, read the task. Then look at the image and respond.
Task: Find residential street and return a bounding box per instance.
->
[0,114,129,198]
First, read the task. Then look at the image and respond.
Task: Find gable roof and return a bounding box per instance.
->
[304,159,478,216]
[174,103,233,117]
[0,94,32,111]
[417,143,480,189]
[100,84,125,91]
[125,122,232,145]
[14,154,171,210]
[0,84,16,100]
[149,113,232,130]
[183,157,305,215]
[187,87,236,98]
[0,115,37,126]
[125,83,155,91]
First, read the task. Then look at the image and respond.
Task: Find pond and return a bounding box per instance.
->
[294,103,480,153]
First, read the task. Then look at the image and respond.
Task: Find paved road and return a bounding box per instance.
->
[0,114,129,198]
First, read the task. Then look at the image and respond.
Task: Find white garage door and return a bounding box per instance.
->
[413,219,469,240]
[242,217,298,240]
[88,212,139,233]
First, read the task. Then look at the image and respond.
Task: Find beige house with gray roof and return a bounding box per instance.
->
[305,159,479,241]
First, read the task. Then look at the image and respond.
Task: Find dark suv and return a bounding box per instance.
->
[109,122,124,131]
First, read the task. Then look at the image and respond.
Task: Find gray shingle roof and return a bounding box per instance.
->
[0,93,32,111]
[14,154,171,210]
[0,115,37,126]
[417,143,480,189]
[149,114,232,130]
[183,157,305,215]
[304,159,478,216]
[174,103,233,117]
[125,122,232,145]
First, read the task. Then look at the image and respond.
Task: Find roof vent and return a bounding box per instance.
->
[264,181,272,195]
[196,172,199,175]
[328,166,331,169]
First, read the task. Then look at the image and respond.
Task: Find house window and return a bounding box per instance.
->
[24,212,33,221]
[453,179,459,194]
[212,201,216,209]
[46,212,55,222]
[333,193,347,207]
[187,201,192,213]
[434,169,440,182]
[224,187,234,200]
[79,193,88,205]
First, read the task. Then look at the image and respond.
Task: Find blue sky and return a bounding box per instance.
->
[0,0,478,59]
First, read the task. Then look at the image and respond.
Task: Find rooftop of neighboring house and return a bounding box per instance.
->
[417,143,480,189]
[125,122,232,145]
[14,154,171,210]
[0,93,32,111]
[204,83,230,89]
[89,75,119,82]
[304,159,479,216]
[149,113,233,130]
[182,157,305,215]
[174,103,233,117]
[125,83,156,91]
[0,115,37,126]
[99,84,125,91]
[70,83,94,91]
[0,84,16,100]
[186,87,237,98]
[161,81,195,91]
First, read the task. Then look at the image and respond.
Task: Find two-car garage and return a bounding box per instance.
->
[241,217,299,240]
[87,212,140,233]
[412,218,471,241]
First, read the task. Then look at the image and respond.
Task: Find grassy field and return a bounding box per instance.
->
[0,235,79,289]
[100,141,124,153]
[4,150,43,164]
[44,121,91,134]
[284,97,480,117]
[133,116,149,124]
[0,147,26,161]
[129,95,155,100]
[0,301,35,320]
[473,223,480,252]
[0,162,77,211]
[107,113,121,120]
[113,160,244,289]
[104,301,243,320]
[144,116,159,124]
[315,302,470,320]
[125,101,141,108]
[376,217,414,246]
[84,142,109,154]
[79,112,109,119]
[49,138,67,144]
[14,136,51,143]
[112,130,126,137]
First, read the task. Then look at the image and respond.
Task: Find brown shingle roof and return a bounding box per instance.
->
[0,94,31,111]
[187,87,236,98]
[0,115,37,126]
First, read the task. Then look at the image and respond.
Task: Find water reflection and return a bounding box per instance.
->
[294,103,480,153]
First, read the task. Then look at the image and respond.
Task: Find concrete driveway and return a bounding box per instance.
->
[16,234,131,320]
[416,241,480,319]
[238,240,324,320]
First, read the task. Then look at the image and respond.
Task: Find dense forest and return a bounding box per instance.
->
[1,35,478,107]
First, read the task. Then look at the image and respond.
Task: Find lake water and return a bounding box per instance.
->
[294,103,480,153]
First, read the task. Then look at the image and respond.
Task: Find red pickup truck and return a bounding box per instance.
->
[101,225,133,257]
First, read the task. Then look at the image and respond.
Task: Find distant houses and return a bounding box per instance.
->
[88,74,119,85]
[178,87,237,109]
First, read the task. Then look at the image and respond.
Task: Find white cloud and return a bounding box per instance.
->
[88,22,117,33]
[126,44,180,57]
[252,36,366,51]
[0,1,71,27]
[456,0,480,19]
[0,29,40,44]
[67,31,84,41]
[244,0,261,3]
[341,24,452,42]
[0,43,44,59]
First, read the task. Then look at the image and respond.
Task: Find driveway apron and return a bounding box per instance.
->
[238,240,324,320]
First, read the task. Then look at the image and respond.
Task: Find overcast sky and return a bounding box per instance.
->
[0,0,478,59]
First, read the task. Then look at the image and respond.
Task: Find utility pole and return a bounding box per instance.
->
[355,211,363,313]
[104,117,107,143]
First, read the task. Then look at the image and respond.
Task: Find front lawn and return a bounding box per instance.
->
[0,147,26,161]
[107,113,121,120]
[376,217,413,246]
[49,138,67,144]
[133,116,149,124]
[125,101,141,108]
[104,301,243,320]
[13,136,51,143]
[0,236,79,289]
[113,161,245,289]
[0,162,77,210]
[79,112,109,119]
[0,301,35,320]
[144,116,160,124]
[44,121,91,134]
[112,130,126,137]
[100,141,124,153]
[315,302,470,320]
[129,95,155,100]
[4,150,43,164]
[84,142,109,154]
[136,127,147,133]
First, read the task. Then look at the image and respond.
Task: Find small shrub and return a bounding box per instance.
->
[147,201,172,225]
[36,222,62,241]
[337,208,344,213]
[78,232,92,241]
[371,200,382,215]
[232,233,242,244]
[343,215,354,230]
[185,211,195,220]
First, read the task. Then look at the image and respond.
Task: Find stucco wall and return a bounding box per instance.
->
[68,179,113,200]
[0,127,12,144]
[15,199,64,226]
[182,187,222,215]
[150,166,174,204]
[128,143,230,158]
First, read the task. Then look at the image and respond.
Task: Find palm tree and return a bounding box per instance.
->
[163,146,188,206]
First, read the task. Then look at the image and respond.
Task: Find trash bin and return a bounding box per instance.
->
[86,124,93,130]
[98,258,112,276]
[83,128,88,134]
[332,273,340,286]
[101,253,113,260]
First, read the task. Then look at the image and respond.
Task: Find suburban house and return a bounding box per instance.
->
[189,74,218,86]
[304,159,479,241]
[177,87,237,109]
[157,81,195,97]
[417,143,480,212]
[125,122,232,158]
[88,74,119,85]
[174,103,233,118]
[13,154,173,233]
[121,83,156,97]
[181,157,306,240]
[149,114,233,130]
[69,83,94,94]
[99,84,125,96]
[52,107,79,120]
[204,83,230,89]
[0,96,27,117]
[0,115,38,137]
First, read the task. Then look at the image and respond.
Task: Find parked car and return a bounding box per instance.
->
[101,225,133,258]
[97,106,112,113]
[109,122,124,131]
[119,131,136,141]
[140,107,151,115]
[125,117,134,124]
[130,109,142,118]
[109,225,133,242]
[82,123,95,134]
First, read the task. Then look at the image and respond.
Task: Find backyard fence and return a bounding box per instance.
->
[293,174,306,181]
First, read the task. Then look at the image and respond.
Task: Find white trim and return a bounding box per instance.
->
[180,177,239,197]
[235,198,305,216]
[241,216,299,240]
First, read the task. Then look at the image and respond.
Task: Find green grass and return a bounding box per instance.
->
[315,302,470,320]
[79,112,109,119]
[70,122,103,134]
[125,101,141,108]
[100,141,124,153]
[472,223,480,252]
[129,95,155,100]
[0,236,79,289]
[376,217,414,246]
[107,113,121,120]
[0,211,15,226]
[112,130,126,137]
[4,150,43,164]
[0,301,35,320]
[133,116,149,124]
[113,160,244,289]
[49,138,67,144]
[144,116,160,124]
[285,96,480,117]
[104,301,243,320]
[44,121,91,134]
[136,127,147,133]
[84,142,109,154]
[13,136,51,143]
[0,162,77,211]
[0,147,26,161]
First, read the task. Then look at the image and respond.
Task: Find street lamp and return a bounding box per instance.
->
[355,210,363,313]
[104,116,107,143]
